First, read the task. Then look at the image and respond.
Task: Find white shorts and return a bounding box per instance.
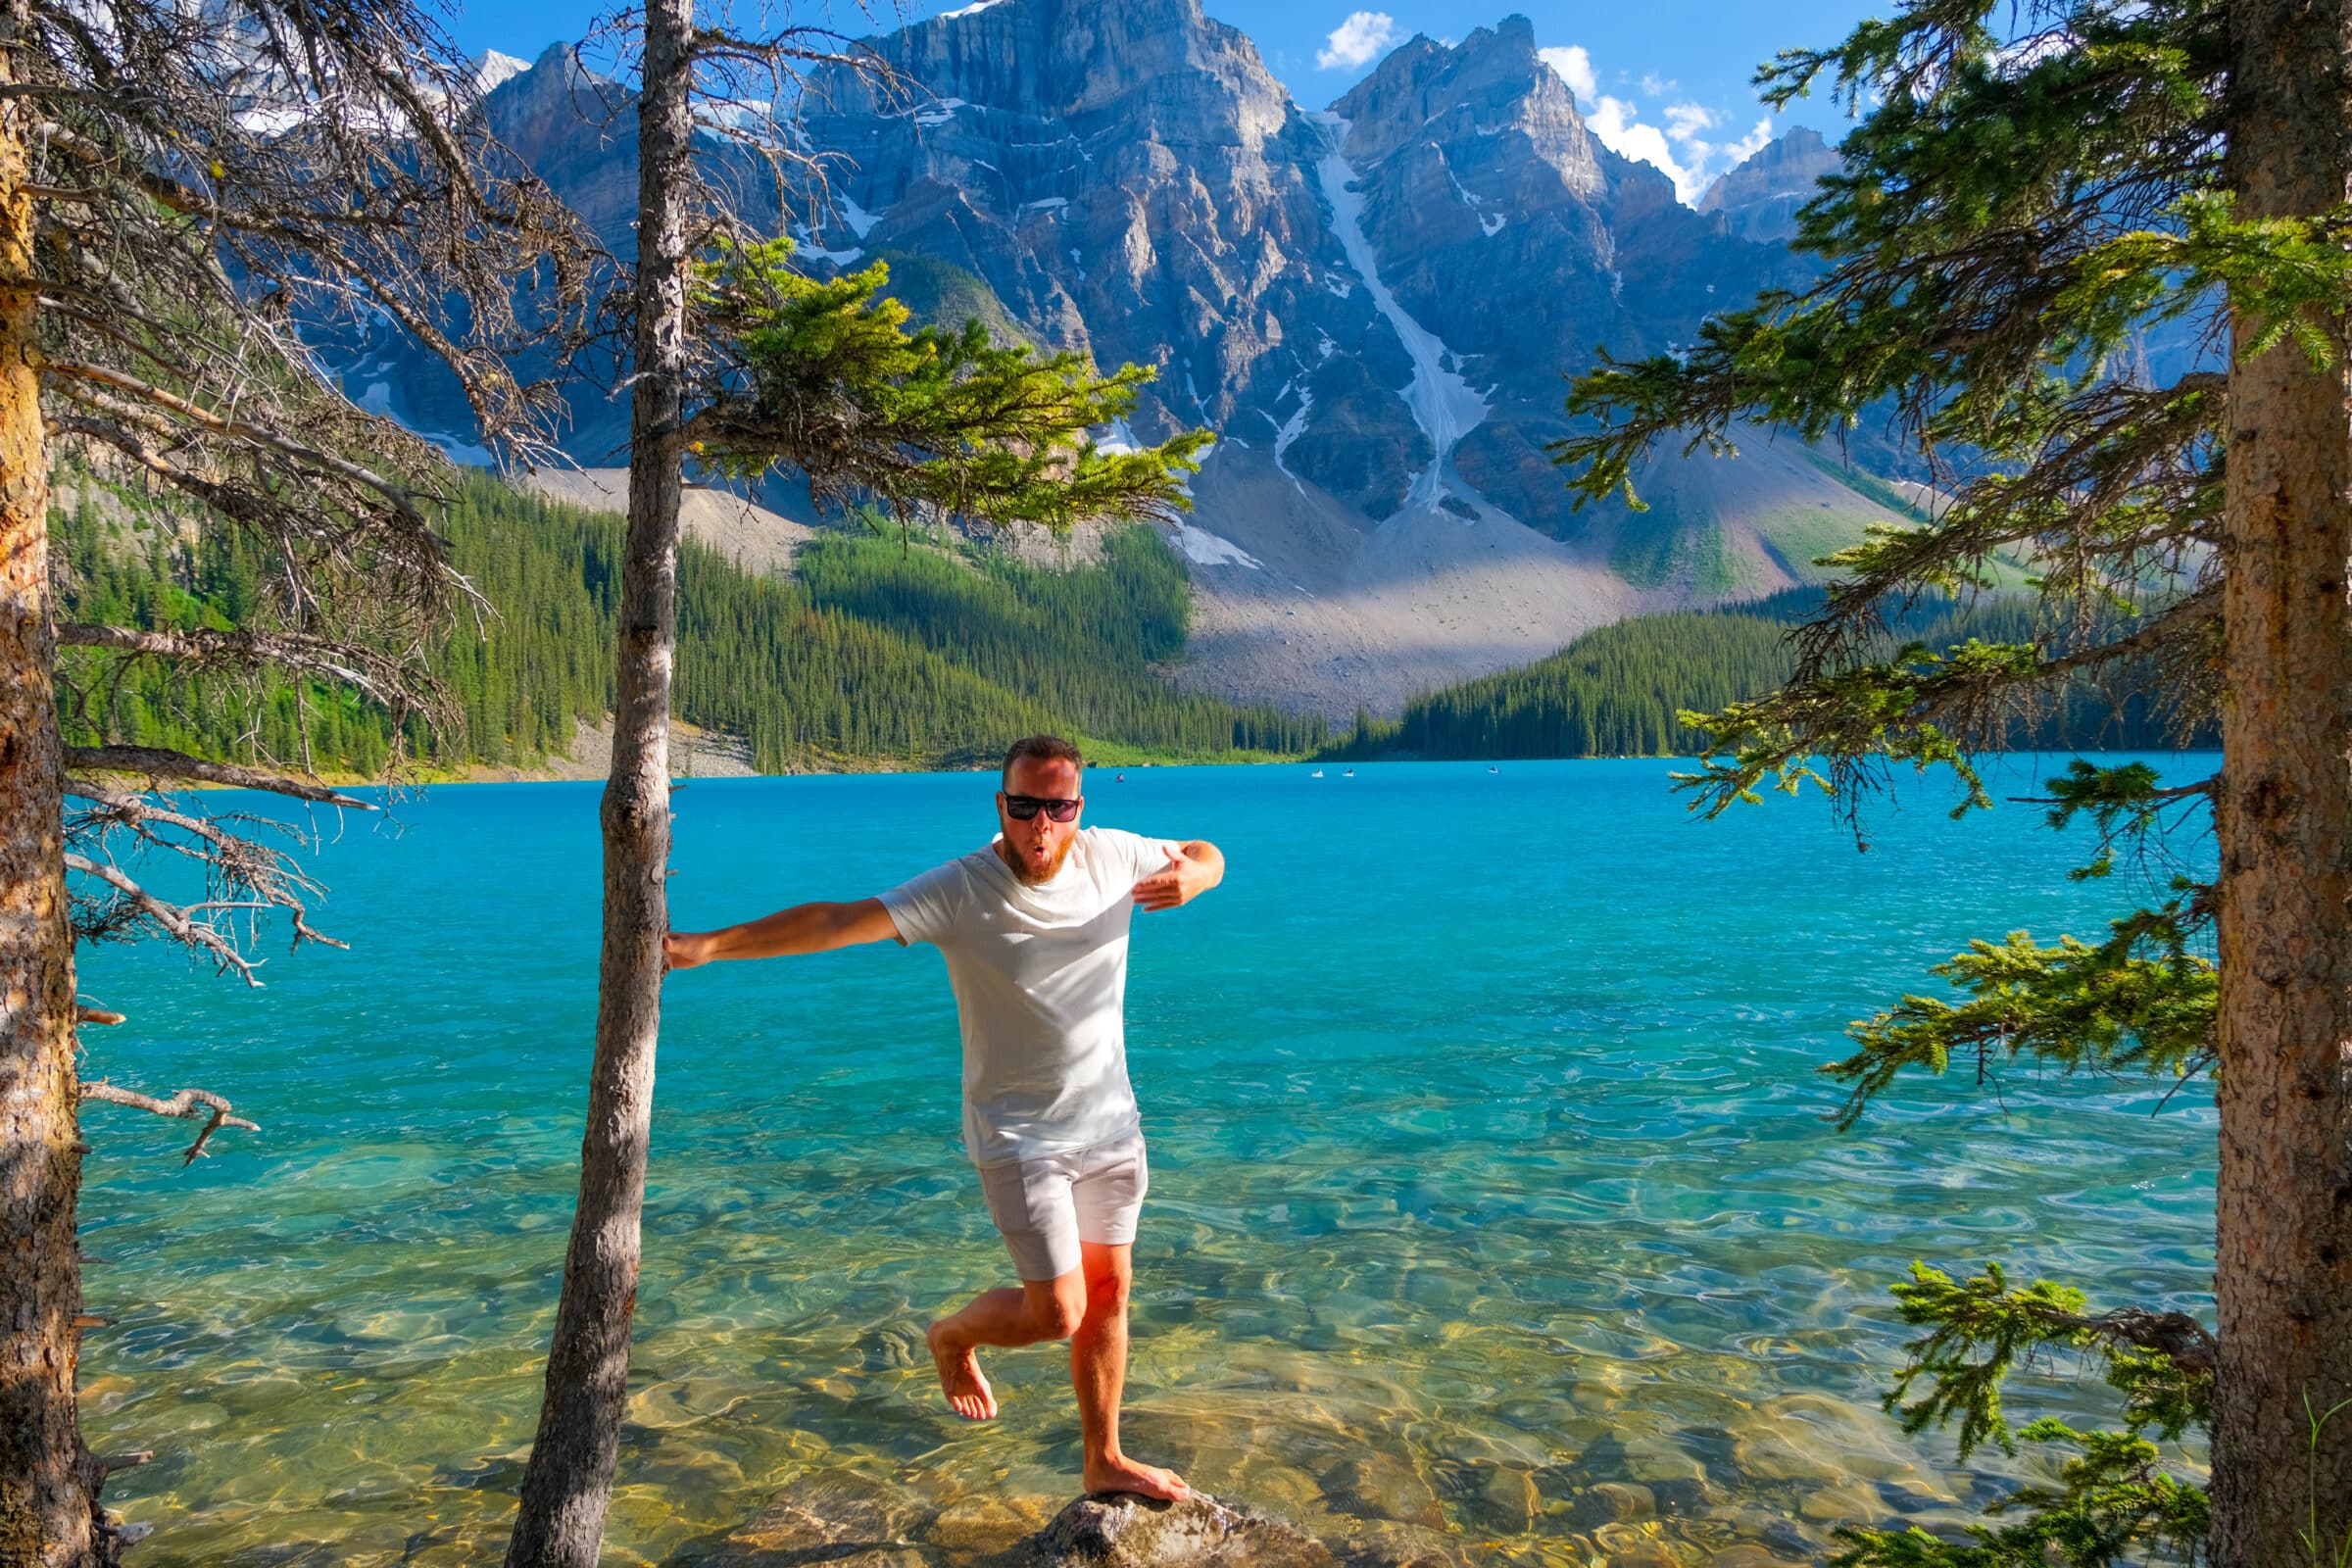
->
[976,1131,1149,1282]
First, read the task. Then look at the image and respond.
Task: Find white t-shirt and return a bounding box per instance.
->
[880,826,1177,1167]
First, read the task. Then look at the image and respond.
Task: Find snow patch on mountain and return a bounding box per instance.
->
[1174,523,1261,569]
[1308,112,1489,509]
[473,50,531,93]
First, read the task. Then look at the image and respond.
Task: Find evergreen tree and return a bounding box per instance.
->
[1326,595,2209,763]
[509,35,1214,1551]
[0,0,583,1556]
[1555,0,2349,1559]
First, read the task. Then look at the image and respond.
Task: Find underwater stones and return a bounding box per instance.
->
[1562,1483,1654,1531]
[931,1492,1055,1554]
[1798,1482,1891,1527]
[1593,1540,1686,1568]
[1422,1457,1542,1535]
[709,1470,938,1566]
[1023,1493,1334,1568]
[1707,1548,1809,1568]
[1325,1517,1466,1568]
[1730,1395,1943,1496]
[1317,1452,1446,1530]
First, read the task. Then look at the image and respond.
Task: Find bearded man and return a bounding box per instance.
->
[663,734,1222,1501]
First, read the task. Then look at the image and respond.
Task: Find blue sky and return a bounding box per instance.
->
[443,0,1887,203]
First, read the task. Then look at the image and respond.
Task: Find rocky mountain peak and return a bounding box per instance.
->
[1695,124,1840,242]
[354,5,1899,721]
[810,0,1289,143]
[1328,15,1601,200]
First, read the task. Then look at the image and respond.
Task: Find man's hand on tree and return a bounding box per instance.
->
[663,931,713,971]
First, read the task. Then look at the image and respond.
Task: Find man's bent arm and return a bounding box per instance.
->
[1134,841,1223,911]
[665,898,899,970]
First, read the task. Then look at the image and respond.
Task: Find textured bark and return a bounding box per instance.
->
[2211,2,2352,1561]
[502,3,692,1564]
[0,0,105,1561]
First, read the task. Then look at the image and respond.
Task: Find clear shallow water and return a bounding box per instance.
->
[75,759,2219,1567]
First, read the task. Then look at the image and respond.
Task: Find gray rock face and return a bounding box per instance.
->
[346,1,1901,719]
[1695,125,1843,244]
[443,0,1838,538]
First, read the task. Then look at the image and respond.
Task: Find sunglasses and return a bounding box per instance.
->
[1002,793,1082,822]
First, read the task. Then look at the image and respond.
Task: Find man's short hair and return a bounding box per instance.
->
[1003,734,1084,786]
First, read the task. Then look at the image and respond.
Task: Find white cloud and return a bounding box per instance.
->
[1587,94,1699,200]
[1317,10,1396,70]
[1544,43,1782,205]
[1538,44,1595,102]
[1640,72,1675,97]
[1663,102,1716,142]
[1722,117,1774,166]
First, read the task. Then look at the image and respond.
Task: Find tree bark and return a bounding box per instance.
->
[2212,1,2352,1561]
[502,3,693,1565]
[0,1,107,1562]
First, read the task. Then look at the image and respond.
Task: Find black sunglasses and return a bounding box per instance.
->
[1003,793,1082,822]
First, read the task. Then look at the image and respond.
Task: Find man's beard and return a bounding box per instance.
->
[1001,832,1076,886]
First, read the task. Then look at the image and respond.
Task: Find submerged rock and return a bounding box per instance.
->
[684,1471,938,1567]
[1021,1494,1335,1568]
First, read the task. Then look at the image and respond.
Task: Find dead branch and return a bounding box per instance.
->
[78,1081,261,1166]
[2083,1305,2221,1382]
[63,779,338,955]
[57,623,406,707]
[62,855,263,986]
[65,746,373,808]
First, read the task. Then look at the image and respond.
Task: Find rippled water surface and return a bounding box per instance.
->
[76,759,2218,1566]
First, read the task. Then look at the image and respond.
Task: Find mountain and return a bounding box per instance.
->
[1694,125,1841,243]
[352,1,1891,719]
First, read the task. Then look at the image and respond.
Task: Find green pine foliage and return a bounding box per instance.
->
[1327,591,2215,762]
[1544,0,2279,1554]
[49,471,1325,774]
[796,524,1320,757]
[1326,610,1800,760]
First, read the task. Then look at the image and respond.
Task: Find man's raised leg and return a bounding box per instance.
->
[1071,1241,1189,1500]
[927,1271,1086,1421]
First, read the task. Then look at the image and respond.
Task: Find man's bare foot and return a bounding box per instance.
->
[926,1320,998,1421]
[1082,1453,1191,1502]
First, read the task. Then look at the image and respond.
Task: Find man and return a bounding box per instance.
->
[662,734,1222,1502]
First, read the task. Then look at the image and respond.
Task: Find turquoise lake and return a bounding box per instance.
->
[74,758,2219,1566]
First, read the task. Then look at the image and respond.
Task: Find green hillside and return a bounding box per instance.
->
[50,471,1328,775]
[1325,590,2215,762]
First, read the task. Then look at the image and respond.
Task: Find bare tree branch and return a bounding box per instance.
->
[62,854,262,985]
[77,1082,259,1166]
[65,746,373,808]
[58,623,408,705]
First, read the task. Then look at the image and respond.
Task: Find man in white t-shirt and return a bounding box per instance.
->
[662,735,1222,1502]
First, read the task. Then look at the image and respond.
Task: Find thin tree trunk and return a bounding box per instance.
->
[2212,2,2352,1561]
[503,3,693,1562]
[0,2,105,1562]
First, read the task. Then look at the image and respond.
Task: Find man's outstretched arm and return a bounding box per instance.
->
[665,898,900,970]
[1134,841,1224,912]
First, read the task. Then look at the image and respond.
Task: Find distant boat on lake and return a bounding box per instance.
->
[1310,769,1324,778]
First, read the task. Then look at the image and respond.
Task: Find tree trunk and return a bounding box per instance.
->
[0,4,106,1563]
[503,4,693,1563]
[2212,2,2352,1562]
